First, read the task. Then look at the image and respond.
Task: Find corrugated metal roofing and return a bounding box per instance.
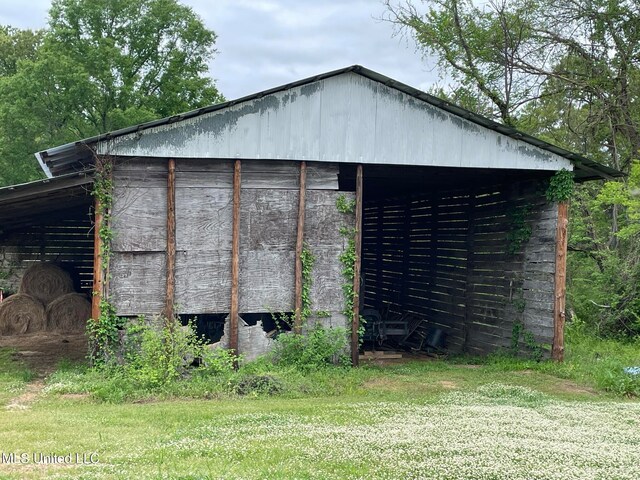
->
[35,65,622,181]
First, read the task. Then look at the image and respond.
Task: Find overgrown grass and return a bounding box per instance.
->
[473,326,640,397]
[0,330,639,479]
[38,326,640,403]
[44,359,373,403]
[547,329,640,396]
[0,349,35,405]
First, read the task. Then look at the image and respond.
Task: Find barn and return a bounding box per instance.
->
[0,65,621,363]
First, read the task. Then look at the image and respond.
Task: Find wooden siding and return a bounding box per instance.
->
[109,158,351,317]
[362,178,557,356]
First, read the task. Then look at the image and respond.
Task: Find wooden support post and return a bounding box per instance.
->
[352,164,363,366]
[91,196,103,321]
[165,158,176,321]
[294,161,307,334]
[552,201,569,361]
[229,159,242,356]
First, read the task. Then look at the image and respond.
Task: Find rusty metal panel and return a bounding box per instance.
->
[97,73,572,172]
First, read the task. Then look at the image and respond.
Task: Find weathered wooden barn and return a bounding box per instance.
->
[0,66,621,362]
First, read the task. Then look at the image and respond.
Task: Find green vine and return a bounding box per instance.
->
[93,158,114,272]
[511,319,544,362]
[300,243,316,324]
[546,169,574,203]
[507,205,533,255]
[273,244,317,331]
[336,192,366,346]
[87,299,123,367]
[338,226,356,317]
[338,225,365,344]
[89,156,121,367]
[511,320,524,353]
[336,194,356,214]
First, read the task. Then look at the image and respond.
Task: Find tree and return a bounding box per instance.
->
[386,0,640,337]
[0,0,223,186]
[0,26,43,77]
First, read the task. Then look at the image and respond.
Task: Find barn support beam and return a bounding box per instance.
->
[164,158,176,321]
[351,164,363,366]
[230,159,242,356]
[552,201,569,361]
[294,161,307,334]
[91,196,103,321]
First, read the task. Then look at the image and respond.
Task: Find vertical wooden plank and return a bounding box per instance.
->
[165,158,176,320]
[230,159,242,355]
[91,196,103,321]
[352,164,364,366]
[552,201,569,361]
[294,161,307,333]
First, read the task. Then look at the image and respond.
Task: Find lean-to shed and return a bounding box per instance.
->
[0,66,621,362]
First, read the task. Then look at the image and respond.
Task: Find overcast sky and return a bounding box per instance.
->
[0,0,440,100]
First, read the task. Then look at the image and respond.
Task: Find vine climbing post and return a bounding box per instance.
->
[165,158,176,322]
[91,195,103,321]
[91,156,113,322]
[546,169,573,362]
[352,164,363,366]
[88,156,120,366]
[294,161,307,334]
[553,201,569,361]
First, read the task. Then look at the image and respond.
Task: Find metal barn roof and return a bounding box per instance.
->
[36,65,622,181]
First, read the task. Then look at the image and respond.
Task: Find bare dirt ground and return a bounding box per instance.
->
[0,332,88,376]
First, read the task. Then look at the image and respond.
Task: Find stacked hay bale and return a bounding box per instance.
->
[0,294,46,335]
[0,263,91,335]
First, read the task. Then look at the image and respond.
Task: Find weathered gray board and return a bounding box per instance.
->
[109,158,352,318]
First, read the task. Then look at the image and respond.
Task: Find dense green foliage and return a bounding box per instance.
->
[270,324,350,372]
[0,0,222,186]
[387,0,640,338]
[120,316,236,387]
[10,327,633,403]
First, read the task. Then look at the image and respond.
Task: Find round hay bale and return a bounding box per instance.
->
[45,293,91,333]
[19,263,74,306]
[0,294,46,335]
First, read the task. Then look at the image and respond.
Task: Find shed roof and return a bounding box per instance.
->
[36,65,621,181]
[0,172,93,232]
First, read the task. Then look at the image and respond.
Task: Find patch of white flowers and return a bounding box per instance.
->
[34,383,640,479]
[159,383,640,480]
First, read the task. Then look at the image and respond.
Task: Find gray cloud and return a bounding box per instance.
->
[0,0,440,100]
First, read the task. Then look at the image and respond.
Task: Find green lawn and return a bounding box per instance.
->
[0,349,639,480]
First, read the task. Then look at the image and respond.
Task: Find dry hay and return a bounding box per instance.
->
[45,293,91,333]
[0,294,46,335]
[19,263,74,306]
